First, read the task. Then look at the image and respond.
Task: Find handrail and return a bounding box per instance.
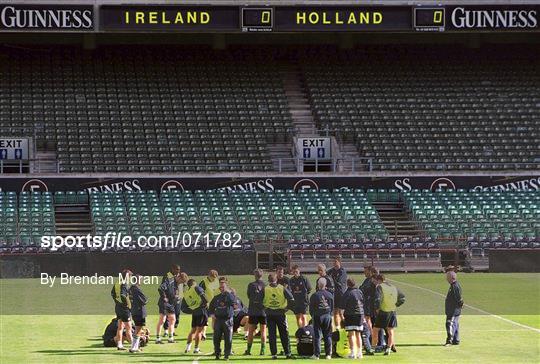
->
[1,158,539,174]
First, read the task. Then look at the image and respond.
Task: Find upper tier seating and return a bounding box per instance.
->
[1,45,538,172]
[302,45,540,171]
[1,47,292,172]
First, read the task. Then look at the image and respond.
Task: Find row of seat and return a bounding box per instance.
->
[2,188,540,250]
[2,45,539,172]
[1,46,294,172]
[404,190,540,240]
[0,192,55,243]
[90,189,389,242]
[302,46,539,171]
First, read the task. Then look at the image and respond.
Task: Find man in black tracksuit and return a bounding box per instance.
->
[360,266,376,344]
[327,257,348,329]
[129,276,148,353]
[309,279,334,359]
[445,271,464,346]
[289,265,312,329]
[156,270,178,343]
[245,269,267,356]
[209,277,236,360]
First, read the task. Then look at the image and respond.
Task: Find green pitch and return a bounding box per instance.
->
[1,273,539,363]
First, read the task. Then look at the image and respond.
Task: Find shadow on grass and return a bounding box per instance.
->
[33,350,284,361]
[35,335,296,361]
[397,343,447,347]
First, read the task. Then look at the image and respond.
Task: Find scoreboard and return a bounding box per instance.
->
[98,5,539,32]
[242,8,273,32]
[414,8,445,31]
[0,3,538,32]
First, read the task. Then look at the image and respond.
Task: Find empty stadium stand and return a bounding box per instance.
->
[161,188,386,243]
[403,189,540,271]
[1,46,293,172]
[2,189,538,250]
[2,188,538,272]
[87,188,388,247]
[301,45,540,171]
[3,188,387,252]
[2,45,538,173]
[0,191,55,251]
[404,189,540,242]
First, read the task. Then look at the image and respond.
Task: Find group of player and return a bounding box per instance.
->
[110,258,408,360]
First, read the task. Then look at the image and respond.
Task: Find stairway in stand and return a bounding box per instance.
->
[54,204,93,237]
[281,64,317,136]
[373,202,423,240]
[33,151,58,173]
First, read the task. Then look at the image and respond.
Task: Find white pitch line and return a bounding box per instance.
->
[399,329,529,333]
[192,356,201,364]
[389,278,540,334]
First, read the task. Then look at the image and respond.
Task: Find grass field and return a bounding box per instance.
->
[1,273,539,363]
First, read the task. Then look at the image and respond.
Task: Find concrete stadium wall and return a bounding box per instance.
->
[0,252,256,278]
[489,250,540,273]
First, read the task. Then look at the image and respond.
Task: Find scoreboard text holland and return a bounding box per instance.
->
[99,5,539,32]
[0,4,538,32]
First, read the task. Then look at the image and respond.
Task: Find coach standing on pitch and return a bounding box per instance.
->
[309,278,334,359]
[263,272,295,360]
[209,277,236,360]
[444,270,463,346]
[316,264,335,294]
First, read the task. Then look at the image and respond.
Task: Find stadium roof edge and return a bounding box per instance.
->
[4,0,540,5]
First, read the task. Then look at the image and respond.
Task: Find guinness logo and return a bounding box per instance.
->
[161,180,185,192]
[293,179,319,192]
[430,178,456,192]
[21,179,48,192]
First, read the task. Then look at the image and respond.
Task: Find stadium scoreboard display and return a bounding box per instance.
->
[414,8,445,31]
[241,8,273,32]
[100,6,240,32]
[0,4,538,32]
[97,5,539,33]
